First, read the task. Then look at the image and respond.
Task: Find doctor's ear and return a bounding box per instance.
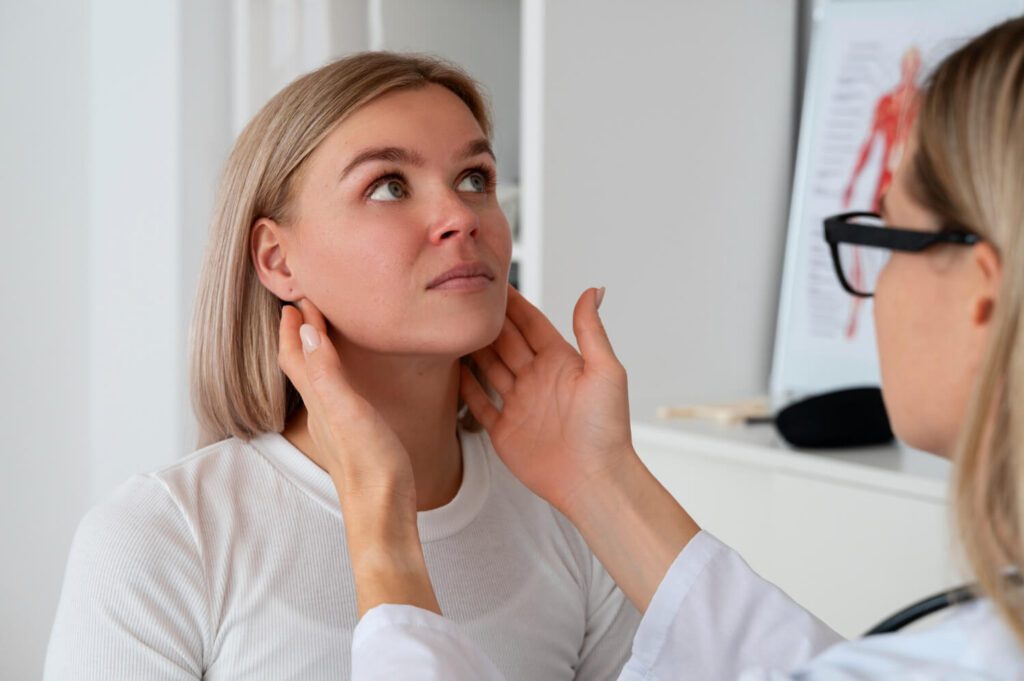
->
[251,217,304,302]
[969,241,1002,326]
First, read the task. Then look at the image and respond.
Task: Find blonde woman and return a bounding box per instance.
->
[43,53,639,680]
[293,17,1024,680]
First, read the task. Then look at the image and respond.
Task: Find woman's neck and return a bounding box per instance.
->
[282,336,464,512]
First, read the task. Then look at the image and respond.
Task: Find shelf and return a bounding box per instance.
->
[633,419,951,502]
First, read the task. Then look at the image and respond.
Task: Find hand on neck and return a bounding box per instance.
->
[283,337,465,512]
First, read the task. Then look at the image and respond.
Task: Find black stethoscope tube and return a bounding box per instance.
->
[864,584,978,636]
[864,572,1022,635]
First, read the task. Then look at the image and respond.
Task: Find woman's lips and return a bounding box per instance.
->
[427,262,495,290]
[430,275,493,291]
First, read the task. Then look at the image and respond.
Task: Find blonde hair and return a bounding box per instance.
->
[909,16,1024,644]
[189,52,492,449]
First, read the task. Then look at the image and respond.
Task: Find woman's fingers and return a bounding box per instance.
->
[471,346,515,396]
[459,364,500,431]
[505,284,565,352]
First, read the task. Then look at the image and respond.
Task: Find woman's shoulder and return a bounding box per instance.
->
[149,433,266,486]
[74,434,276,558]
[69,473,198,581]
[75,439,234,544]
[48,448,233,678]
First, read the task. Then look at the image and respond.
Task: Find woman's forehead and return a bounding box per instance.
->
[318,85,487,164]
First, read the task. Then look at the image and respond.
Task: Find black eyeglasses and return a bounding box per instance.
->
[823,211,981,298]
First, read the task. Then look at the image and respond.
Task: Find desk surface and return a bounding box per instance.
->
[632,418,952,501]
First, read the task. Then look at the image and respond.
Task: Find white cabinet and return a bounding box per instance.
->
[634,420,961,638]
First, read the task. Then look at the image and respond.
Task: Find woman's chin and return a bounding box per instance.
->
[387,320,503,359]
[445,328,504,358]
[346,305,505,358]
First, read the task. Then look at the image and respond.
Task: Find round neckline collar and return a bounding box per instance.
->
[248,427,491,543]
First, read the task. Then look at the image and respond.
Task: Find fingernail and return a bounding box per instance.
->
[300,324,321,354]
[595,287,606,310]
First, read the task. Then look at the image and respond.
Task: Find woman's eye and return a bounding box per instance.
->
[457,172,488,193]
[368,179,407,201]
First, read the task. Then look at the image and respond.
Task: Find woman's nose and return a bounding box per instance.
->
[427,190,480,244]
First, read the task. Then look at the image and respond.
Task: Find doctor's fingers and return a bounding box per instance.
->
[278,301,359,418]
[493,316,535,374]
[572,287,622,374]
[469,346,515,396]
[505,284,566,353]
[278,304,314,397]
[459,364,500,431]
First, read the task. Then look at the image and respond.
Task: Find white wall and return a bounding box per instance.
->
[181,2,233,451]
[90,0,231,504]
[1,2,231,677]
[1,3,92,679]
[89,0,185,500]
[533,0,799,422]
[370,0,521,183]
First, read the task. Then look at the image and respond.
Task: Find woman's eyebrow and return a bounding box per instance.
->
[339,140,495,182]
[458,138,495,161]
[878,192,889,219]
[339,146,426,181]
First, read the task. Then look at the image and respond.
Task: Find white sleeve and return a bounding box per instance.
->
[43,476,207,680]
[352,604,505,680]
[618,530,844,681]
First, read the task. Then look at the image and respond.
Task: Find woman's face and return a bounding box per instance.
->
[261,84,512,358]
[873,135,997,457]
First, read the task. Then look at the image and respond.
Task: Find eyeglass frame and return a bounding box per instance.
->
[823,211,982,298]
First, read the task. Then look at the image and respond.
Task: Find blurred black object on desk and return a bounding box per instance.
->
[756,386,894,449]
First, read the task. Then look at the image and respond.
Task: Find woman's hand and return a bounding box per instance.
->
[459,285,634,518]
[278,299,439,617]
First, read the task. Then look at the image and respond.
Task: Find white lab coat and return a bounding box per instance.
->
[351,531,1024,680]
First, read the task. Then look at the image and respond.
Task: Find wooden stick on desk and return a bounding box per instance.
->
[656,397,771,425]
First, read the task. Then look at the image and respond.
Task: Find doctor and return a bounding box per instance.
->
[279,16,1024,680]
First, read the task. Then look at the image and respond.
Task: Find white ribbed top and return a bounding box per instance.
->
[43,428,639,680]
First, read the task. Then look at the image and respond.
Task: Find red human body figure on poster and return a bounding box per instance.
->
[841,47,922,339]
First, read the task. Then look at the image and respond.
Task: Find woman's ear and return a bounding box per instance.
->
[970,241,1002,326]
[251,217,303,302]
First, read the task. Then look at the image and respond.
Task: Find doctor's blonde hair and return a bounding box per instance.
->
[911,16,1024,644]
[188,52,491,449]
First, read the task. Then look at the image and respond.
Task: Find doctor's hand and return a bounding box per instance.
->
[278,299,439,617]
[278,300,416,515]
[461,285,700,612]
[460,285,634,518]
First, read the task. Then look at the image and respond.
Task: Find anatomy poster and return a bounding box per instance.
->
[770,0,1023,401]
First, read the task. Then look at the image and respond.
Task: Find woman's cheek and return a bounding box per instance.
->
[488,213,514,272]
